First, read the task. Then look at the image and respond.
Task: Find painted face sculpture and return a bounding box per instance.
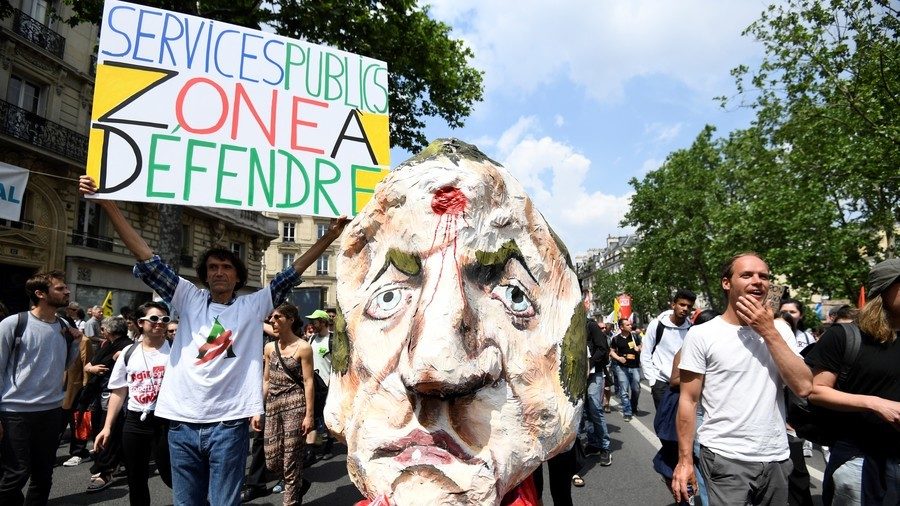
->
[327,139,586,505]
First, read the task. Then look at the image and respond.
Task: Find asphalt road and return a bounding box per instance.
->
[47,382,828,505]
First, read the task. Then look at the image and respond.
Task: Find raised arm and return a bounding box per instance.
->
[292,217,349,273]
[736,295,812,398]
[79,176,152,261]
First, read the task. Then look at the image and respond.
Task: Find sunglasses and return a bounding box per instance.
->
[139,315,171,324]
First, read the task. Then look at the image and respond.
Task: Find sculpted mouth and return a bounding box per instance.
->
[373,429,483,466]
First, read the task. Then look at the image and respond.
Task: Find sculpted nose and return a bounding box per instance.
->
[400,261,501,398]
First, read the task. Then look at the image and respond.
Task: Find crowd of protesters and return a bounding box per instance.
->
[0,178,895,506]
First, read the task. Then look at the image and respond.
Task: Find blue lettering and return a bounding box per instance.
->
[101,5,135,58]
[204,21,215,73]
[213,28,238,78]
[262,40,285,86]
[239,33,262,83]
[184,19,207,69]
[132,9,163,63]
[158,13,184,66]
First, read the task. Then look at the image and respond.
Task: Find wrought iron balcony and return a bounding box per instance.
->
[0,100,88,163]
[12,9,65,59]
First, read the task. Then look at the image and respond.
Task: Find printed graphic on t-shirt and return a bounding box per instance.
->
[130,365,165,404]
[195,317,236,365]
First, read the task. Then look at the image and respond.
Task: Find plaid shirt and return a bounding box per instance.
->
[133,255,301,306]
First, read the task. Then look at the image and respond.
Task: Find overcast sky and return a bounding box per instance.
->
[390,0,772,255]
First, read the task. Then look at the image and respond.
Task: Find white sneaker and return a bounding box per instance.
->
[63,456,84,467]
[803,440,813,458]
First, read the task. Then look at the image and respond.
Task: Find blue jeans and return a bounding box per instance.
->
[824,441,899,505]
[614,365,642,416]
[168,419,249,506]
[581,371,611,450]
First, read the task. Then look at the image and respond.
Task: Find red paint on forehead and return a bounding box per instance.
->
[431,186,467,215]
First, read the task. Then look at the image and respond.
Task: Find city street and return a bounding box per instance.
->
[47,382,828,505]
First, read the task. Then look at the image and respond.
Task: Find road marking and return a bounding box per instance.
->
[617,382,824,482]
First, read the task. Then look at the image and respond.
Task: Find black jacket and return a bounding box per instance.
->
[586,320,610,369]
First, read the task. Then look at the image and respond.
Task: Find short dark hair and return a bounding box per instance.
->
[617,317,630,327]
[197,247,248,291]
[135,301,169,320]
[780,298,805,317]
[134,301,170,336]
[834,304,858,321]
[25,270,66,305]
[673,289,696,303]
[693,309,720,325]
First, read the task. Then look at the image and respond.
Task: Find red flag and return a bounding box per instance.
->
[858,286,866,309]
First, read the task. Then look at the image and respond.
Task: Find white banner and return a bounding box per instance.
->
[85,0,391,217]
[0,161,30,221]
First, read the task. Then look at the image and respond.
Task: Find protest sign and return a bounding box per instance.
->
[86,0,391,217]
[0,161,30,221]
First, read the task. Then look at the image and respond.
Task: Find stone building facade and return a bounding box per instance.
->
[0,2,276,314]
[261,213,337,318]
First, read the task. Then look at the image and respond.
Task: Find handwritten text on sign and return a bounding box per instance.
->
[86,0,390,217]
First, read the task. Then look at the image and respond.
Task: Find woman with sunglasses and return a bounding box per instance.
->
[251,303,315,505]
[94,302,173,504]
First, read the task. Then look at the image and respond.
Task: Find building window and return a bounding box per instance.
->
[230,242,245,262]
[317,223,328,239]
[316,254,329,276]
[282,221,295,243]
[7,74,43,114]
[21,0,52,25]
[282,253,295,270]
[180,224,193,267]
[72,200,113,251]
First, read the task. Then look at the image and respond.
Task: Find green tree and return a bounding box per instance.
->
[591,269,622,317]
[729,0,900,259]
[622,126,730,312]
[272,0,484,152]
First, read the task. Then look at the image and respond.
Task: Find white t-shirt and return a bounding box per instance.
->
[310,332,332,387]
[794,329,815,349]
[154,279,272,423]
[107,341,171,412]
[679,316,798,462]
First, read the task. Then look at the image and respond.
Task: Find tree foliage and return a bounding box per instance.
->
[621,0,895,309]
[730,0,900,258]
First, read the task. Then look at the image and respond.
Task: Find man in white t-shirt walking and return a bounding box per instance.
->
[80,176,347,505]
[672,252,813,505]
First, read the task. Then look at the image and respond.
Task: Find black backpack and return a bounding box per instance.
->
[785,323,861,446]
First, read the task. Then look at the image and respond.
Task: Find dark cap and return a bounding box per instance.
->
[867,258,900,299]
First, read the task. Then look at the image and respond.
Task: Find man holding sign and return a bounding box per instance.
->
[79,175,347,505]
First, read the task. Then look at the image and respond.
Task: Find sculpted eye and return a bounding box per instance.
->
[490,284,535,317]
[366,287,407,320]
